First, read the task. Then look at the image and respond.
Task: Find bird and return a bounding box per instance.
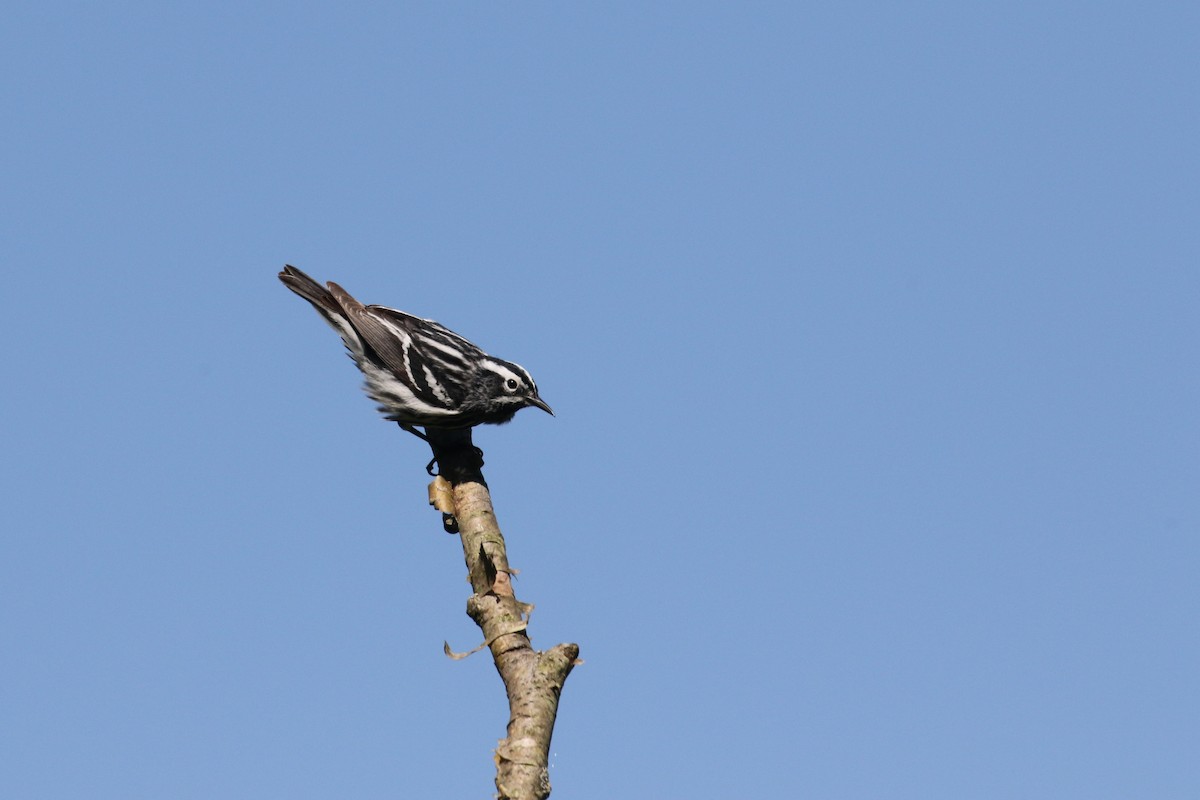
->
[279,265,553,437]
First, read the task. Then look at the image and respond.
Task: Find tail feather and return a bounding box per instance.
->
[279,265,366,354]
[278,265,342,316]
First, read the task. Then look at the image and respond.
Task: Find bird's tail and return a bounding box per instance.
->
[278,264,371,360]
[279,265,342,316]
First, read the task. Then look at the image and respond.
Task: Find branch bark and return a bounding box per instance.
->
[424,427,579,800]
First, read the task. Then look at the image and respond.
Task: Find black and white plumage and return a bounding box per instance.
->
[279,265,553,430]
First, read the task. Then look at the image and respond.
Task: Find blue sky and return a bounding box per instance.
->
[3,2,1197,797]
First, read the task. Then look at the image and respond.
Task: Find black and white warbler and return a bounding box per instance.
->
[279,265,553,431]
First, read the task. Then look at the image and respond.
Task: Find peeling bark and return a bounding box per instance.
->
[424,427,579,800]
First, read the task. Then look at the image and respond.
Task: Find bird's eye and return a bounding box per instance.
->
[505,378,519,391]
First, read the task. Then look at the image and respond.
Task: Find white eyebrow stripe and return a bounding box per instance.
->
[480,361,527,385]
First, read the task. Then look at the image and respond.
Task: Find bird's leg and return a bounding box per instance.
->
[395,423,440,474]
[398,423,429,442]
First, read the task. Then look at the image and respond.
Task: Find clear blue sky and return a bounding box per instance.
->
[3,3,1197,798]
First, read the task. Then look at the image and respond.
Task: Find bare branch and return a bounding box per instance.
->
[425,427,579,800]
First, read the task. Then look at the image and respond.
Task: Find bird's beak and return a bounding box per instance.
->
[527,396,555,416]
